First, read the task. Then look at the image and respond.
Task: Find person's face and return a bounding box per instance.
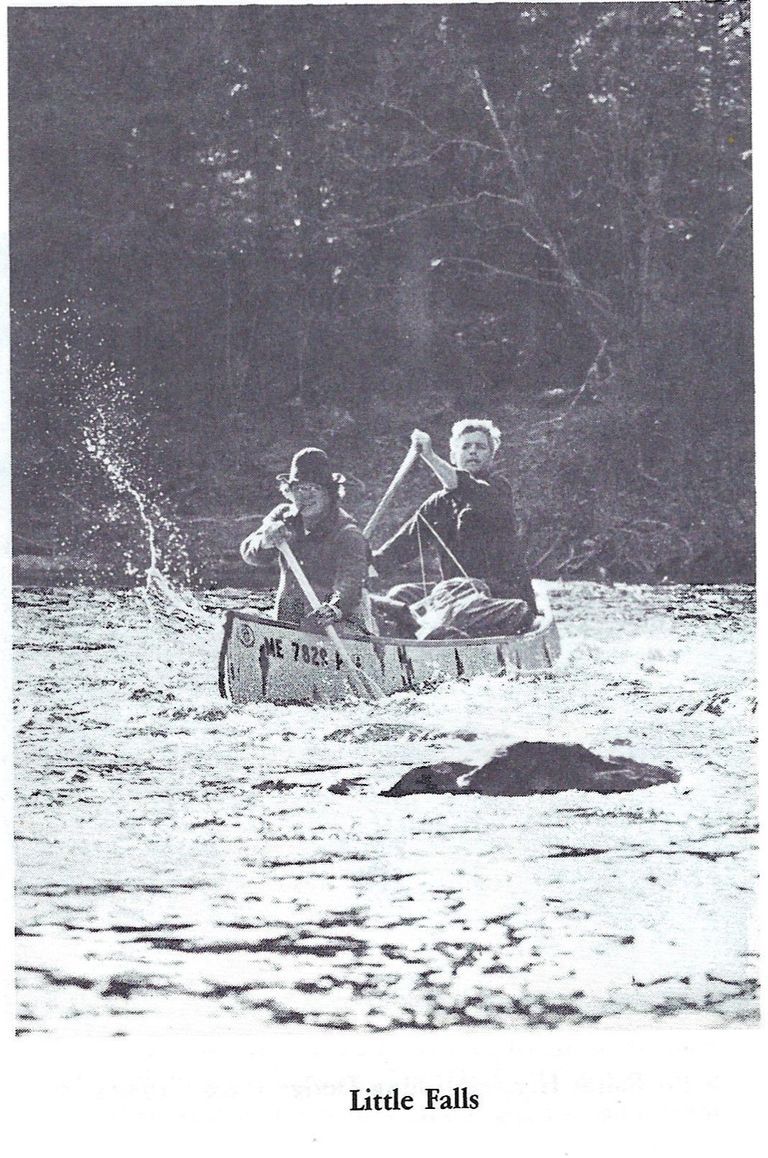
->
[288,481,331,519]
[452,431,494,475]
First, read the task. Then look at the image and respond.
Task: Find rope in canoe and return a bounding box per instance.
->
[416,517,428,597]
[416,512,483,594]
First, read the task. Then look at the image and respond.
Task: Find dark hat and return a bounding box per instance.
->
[277,447,345,492]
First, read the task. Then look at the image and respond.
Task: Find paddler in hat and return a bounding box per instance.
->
[240,447,377,634]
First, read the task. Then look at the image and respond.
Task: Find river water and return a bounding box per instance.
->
[14,580,757,1034]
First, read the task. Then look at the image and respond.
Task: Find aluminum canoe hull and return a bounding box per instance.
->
[219,585,561,705]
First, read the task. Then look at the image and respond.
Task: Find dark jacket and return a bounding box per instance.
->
[241,504,371,630]
[372,470,537,614]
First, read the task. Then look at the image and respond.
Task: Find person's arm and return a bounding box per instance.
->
[410,429,458,490]
[306,527,370,626]
[240,505,293,566]
[330,527,369,616]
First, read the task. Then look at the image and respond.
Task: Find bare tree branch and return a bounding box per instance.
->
[381,102,503,154]
[438,255,614,316]
[636,458,661,487]
[434,255,571,290]
[328,190,523,236]
[470,64,618,327]
[530,336,611,430]
[716,204,752,256]
[532,534,566,571]
[341,138,501,172]
[181,512,265,524]
[520,226,552,251]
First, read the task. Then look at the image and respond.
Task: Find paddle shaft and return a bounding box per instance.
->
[362,446,420,540]
[277,543,383,701]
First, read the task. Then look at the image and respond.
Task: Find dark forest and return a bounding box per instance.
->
[9,2,753,587]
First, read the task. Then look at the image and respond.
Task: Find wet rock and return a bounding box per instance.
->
[382,742,679,798]
[325,722,423,743]
[381,762,472,797]
[422,730,479,743]
[328,777,368,795]
[251,778,319,792]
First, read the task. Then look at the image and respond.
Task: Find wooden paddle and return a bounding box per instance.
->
[362,444,420,541]
[278,542,384,702]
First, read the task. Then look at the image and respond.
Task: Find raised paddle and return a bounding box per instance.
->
[362,444,420,541]
[277,542,384,701]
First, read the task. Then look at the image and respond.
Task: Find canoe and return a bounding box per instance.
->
[219,582,561,705]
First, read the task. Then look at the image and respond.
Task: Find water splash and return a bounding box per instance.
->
[82,395,163,572]
[13,299,217,631]
[77,364,218,631]
[141,565,218,632]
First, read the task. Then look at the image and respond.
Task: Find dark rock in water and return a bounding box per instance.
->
[328,777,369,795]
[471,743,679,796]
[381,762,473,797]
[325,723,423,743]
[381,742,679,798]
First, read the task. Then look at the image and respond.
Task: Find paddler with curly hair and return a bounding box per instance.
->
[241,447,376,634]
[371,419,537,634]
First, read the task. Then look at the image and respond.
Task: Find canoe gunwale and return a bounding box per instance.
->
[225,588,555,652]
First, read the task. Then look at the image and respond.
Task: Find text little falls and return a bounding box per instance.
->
[349,1087,479,1111]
